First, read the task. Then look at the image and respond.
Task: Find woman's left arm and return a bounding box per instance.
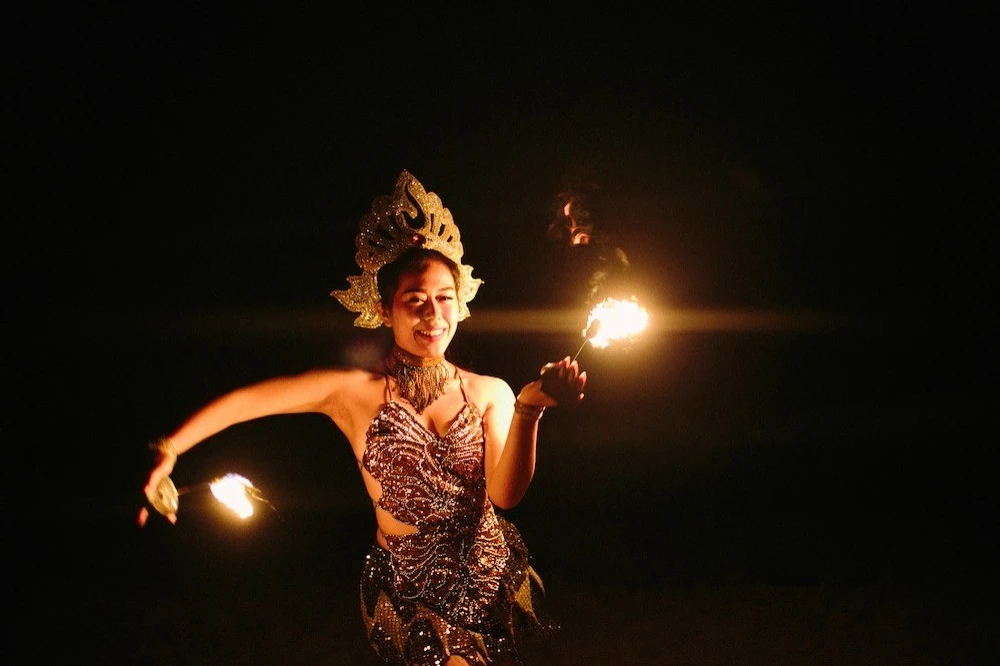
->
[484,357,586,509]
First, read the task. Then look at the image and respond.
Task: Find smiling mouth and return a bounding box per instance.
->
[417,329,445,339]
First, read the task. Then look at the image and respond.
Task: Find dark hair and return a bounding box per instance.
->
[376,248,461,306]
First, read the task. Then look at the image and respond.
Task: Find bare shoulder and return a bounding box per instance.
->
[297,366,385,400]
[299,365,379,384]
[297,366,388,441]
[457,366,515,408]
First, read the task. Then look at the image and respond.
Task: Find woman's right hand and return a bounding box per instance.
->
[137,439,178,527]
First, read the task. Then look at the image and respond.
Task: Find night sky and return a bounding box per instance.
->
[9,1,995,629]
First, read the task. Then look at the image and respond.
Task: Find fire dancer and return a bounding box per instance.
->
[137,170,586,666]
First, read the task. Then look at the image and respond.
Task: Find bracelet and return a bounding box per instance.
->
[149,436,178,463]
[513,399,545,421]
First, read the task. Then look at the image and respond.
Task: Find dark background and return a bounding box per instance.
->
[8,4,997,663]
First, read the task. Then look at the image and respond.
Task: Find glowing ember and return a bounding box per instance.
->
[210,473,256,519]
[582,296,649,349]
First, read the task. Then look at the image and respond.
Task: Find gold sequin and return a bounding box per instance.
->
[359,383,555,664]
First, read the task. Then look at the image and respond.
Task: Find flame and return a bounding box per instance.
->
[583,297,649,349]
[209,473,256,519]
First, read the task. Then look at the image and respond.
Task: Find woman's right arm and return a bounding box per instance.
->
[138,368,353,526]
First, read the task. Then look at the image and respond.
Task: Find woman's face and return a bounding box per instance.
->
[380,259,459,359]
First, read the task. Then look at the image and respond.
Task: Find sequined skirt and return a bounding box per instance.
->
[359,517,556,665]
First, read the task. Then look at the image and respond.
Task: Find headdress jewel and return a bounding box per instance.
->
[331,170,482,328]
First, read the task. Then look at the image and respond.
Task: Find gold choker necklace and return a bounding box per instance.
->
[387,345,450,414]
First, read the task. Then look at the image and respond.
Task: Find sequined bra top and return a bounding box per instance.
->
[361,372,510,626]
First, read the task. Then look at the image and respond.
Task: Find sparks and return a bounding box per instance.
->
[209,473,257,519]
[574,296,649,359]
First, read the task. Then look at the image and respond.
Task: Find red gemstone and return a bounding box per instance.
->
[411,234,425,245]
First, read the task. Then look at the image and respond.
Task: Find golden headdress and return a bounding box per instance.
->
[331,171,482,328]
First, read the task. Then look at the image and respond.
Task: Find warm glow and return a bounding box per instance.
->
[583,297,649,349]
[210,473,256,519]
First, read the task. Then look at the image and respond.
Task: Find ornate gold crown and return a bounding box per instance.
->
[331,170,482,328]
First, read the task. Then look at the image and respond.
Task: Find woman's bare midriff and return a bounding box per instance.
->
[373,503,418,549]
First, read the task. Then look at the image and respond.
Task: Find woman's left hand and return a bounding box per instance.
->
[523,356,587,408]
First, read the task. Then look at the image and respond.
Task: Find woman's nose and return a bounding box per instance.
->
[421,300,440,319]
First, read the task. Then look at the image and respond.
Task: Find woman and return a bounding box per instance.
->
[137,171,586,665]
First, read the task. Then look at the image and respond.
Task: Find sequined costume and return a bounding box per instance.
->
[360,373,553,665]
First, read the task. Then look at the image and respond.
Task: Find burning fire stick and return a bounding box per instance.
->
[573,296,650,361]
[148,473,270,520]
